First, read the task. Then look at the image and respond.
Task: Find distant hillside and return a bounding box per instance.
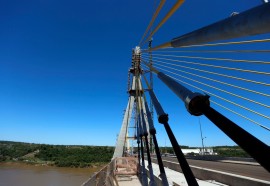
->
[0,141,114,168]
[0,141,250,167]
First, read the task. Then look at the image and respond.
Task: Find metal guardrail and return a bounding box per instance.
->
[81,161,115,186]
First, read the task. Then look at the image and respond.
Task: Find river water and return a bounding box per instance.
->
[0,162,101,186]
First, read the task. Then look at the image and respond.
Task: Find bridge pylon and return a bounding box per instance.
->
[113,46,153,159]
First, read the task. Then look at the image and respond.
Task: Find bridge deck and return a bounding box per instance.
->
[163,157,270,182]
[116,175,142,186]
[145,160,225,186]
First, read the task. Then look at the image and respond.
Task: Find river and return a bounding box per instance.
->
[0,162,101,186]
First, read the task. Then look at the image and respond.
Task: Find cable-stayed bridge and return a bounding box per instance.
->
[82,1,270,185]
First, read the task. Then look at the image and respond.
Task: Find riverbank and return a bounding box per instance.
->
[1,158,108,169]
[0,161,105,171]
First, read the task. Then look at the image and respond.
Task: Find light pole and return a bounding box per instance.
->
[199,117,206,155]
[164,138,167,154]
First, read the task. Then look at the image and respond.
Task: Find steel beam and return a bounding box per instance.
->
[144,99,169,185]
[151,3,270,50]
[148,89,199,186]
[172,3,270,47]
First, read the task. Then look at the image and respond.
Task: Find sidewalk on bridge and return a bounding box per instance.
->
[144,160,227,186]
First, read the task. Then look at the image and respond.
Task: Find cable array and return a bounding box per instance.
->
[139,0,185,47]
[110,3,270,184]
[139,0,166,46]
[141,57,269,86]
[149,56,270,75]
[141,36,270,132]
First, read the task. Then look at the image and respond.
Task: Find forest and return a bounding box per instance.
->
[0,141,114,168]
[212,146,250,157]
[0,141,250,168]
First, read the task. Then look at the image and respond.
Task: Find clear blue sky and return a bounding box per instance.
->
[0,0,269,147]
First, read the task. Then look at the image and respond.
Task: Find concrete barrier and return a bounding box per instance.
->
[152,159,270,186]
[185,155,256,163]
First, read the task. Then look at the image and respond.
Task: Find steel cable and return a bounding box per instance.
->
[150,53,270,64]
[150,65,270,120]
[152,62,270,108]
[150,56,270,75]
[143,0,185,45]
[142,63,270,131]
[141,56,270,86]
[144,49,270,53]
[211,100,270,132]
[143,59,269,97]
[139,0,166,46]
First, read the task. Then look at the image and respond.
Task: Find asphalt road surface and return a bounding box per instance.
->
[162,157,270,181]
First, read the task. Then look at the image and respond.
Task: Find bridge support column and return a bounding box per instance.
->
[148,89,199,186]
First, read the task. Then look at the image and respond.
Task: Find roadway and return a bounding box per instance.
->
[162,157,270,181]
